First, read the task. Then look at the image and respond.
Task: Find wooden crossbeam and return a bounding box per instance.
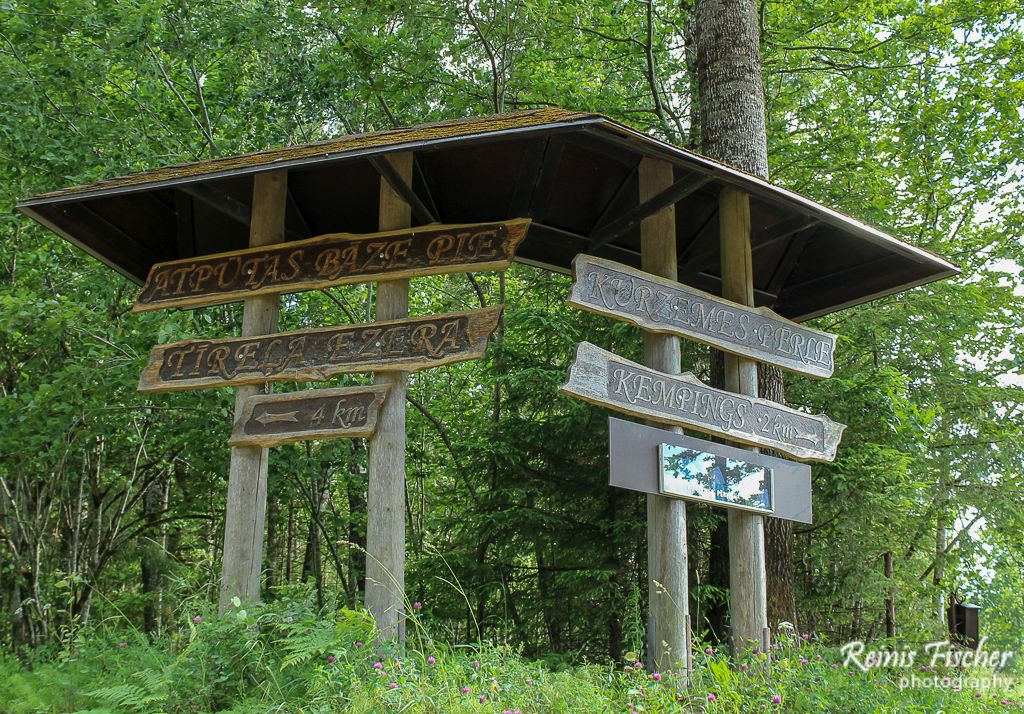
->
[587,172,713,252]
[368,155,438,225]
[181,182,306,242]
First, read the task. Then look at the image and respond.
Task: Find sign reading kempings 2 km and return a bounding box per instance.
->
[138,307,502,393]
[133,219,530,312]
[561,342,845,462]
[568,256,837,379]
[230,385,389,447]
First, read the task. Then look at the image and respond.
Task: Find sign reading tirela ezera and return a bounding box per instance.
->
[561,342,844,462]
[568,255,837,378]
[138,307,502,392]
[229,385,389,447]
[133,219,530,312]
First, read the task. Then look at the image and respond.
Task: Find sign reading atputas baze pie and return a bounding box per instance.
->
[561,342,845,462]
[568,255,837,379]
[133,219,531,312]
[138,307,502,393]
[229,385,389,447]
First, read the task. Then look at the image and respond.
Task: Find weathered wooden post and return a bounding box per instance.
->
[719,186,768,650]
[639,157,689,671]
[365,152,412,641]
[219,169,287,611]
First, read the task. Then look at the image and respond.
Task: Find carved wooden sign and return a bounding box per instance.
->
[133,219,531,312]
[568,255,837,379]
[560,342,845,462]
[229,385,389,447]
[138,307,502,393]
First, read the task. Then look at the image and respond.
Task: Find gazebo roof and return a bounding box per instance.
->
[17,108,957,321]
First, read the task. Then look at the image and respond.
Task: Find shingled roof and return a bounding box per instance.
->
[18,108,957,321]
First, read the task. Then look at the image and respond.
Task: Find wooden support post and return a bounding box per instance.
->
[640,157,689,672]
[219,169,287,611]
[365,152,412,642]
[719,186,768,652]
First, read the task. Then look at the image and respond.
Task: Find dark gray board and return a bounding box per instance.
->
[608,416,812,524]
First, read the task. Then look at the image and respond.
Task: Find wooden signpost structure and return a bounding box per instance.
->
[19,109,957,672]
[560,166,845,669]
[112,153,525,627]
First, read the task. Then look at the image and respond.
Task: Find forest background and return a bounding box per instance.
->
[0,0,1022,670]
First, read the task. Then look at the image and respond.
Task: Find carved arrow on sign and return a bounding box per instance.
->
[560,342,845,462]
[230,385,390,448]
[255,410,299,425]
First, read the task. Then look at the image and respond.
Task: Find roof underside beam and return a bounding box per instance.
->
[368,155,438,225]
[587,172,713,252]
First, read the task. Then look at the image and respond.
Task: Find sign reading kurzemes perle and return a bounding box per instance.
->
[568,255,837,379]
[561,342,844,462]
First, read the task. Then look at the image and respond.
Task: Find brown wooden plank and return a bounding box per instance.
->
[229,385,389,447]
[138,307,502,392]
[560,342,845,462]
[568,255,837,379]
[132,219,531,312]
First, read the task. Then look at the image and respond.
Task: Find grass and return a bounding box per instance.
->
[0,591,1019,713]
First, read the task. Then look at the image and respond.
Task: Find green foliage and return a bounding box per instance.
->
[1,596,1020,713]
[0,0,1021,679]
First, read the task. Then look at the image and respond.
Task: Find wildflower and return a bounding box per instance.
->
[117,642,127,649]
[389,683,398,690]
[816,654,822,660]
[193,615,203,624]
[633,661,643,669]
[327,655,336,664]
[525,679,534,686]
[704,647,714,655]
[831,664,839,669]
[708,693,717,702]
[427,656,436,665]
[355,641,364,648]
[752,647,760,655]
[473,659,480,669]
[373,662,383,670]
[413,601,423,610]
[976,693,983,698]
[799,658,809,665]
[479,695,486,703]
[801,633,811,640]
[652,672,662,681]
[772,694,782,705]
[461,686,471,694]
[740,663,749,671]
[919,665,929,672]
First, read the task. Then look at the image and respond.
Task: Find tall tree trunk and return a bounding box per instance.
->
[759,364,798,630]
[141,475,168,637]
[695,0,799,643]
[264,494,281,594]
